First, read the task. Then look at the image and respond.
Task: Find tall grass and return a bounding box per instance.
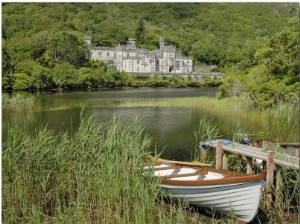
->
[192,116,299,222]
[260,103,299,142]
[2,93,35,115]
[121,96,299,142]
[193,117,221,165]
[2,113,214,223]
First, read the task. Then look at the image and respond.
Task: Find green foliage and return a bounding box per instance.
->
[2,2,298,104]
[167,75,186,87]
[52,62,79,88]
[194,116,221,143]
[275,167,299,213]
[145,74,168,87]
[45,32,88,68]
[11,73,33,90]
[135,18,146,47]
[31,65,53,89]
[2,93,35,114]
[219,17,299,108]
[2,114,208,223]
[186,75,202,87]
[78,67,93,88]
[3,3,297,67]
[261,103,299,141]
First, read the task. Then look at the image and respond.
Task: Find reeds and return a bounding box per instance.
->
[2,113,210,223]
[121,96,299,142]
[260,103,299,142]
[2,93,35,115]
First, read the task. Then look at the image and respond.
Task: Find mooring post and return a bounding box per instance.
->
[245,156,253,174]
[275,169,283,214]
[265,150,275,208]
[200,148,207,163]
[222,152,228,169]
[216,140,223,169]
[295,148,299,157]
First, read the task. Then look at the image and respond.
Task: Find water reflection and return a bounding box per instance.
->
[3,88,227,160]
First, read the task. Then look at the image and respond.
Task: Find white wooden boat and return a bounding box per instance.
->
[144,155,266,223]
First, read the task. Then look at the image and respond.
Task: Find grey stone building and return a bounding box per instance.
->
[90,37,193,74]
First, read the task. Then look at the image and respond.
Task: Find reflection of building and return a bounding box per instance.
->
[90,37,193,74]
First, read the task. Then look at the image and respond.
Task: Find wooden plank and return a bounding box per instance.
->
[201,140,299,170]
[273,158,299,169]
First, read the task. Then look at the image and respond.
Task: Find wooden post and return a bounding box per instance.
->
[295,148,299,157]
[245,156,253,174]
[216,140,223,169]
[275,169,283,215]
[222,152,227,169]
[200,148,207,163]
[265,150,275,209]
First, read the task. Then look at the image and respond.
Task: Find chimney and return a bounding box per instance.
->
[160,37,165,51]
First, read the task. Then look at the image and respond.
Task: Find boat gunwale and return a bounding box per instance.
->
[144,155,266,186]
[159,169,266,186]
[158,167,266,186]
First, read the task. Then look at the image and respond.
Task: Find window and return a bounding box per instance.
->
[107,52,110,56]
[176,61,180,68]
[98,52,102,56]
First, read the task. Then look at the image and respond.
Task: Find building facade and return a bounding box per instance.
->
[90,37,193,74]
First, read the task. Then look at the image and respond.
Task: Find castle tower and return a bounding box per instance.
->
[160,37,165,51]
[84,36,92,45]
[127,38,136,49]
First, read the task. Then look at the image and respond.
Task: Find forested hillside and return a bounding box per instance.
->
[2,3,299,107]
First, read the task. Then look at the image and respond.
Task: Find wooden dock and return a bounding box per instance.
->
[200,140,299,171]
[200,139,299,209]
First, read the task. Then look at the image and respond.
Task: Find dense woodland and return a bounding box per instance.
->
[2,3,299,108]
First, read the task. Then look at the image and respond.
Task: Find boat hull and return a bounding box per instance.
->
[160,180,264,223]
[143,155,266,222]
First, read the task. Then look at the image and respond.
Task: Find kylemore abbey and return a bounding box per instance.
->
[89,37,194,75]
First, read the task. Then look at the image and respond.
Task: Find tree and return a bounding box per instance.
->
[135,18,145,47]
[45,32,88,68]
[12,73,33,90]
[78,67,93,88]
[14,59,40,75]
[219,17,299,108]
[52,63,79,88]
[31,65,53,89]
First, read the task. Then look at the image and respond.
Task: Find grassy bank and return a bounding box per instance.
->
[2,114,215,223]
[120,96,299,142]
[2,112,298,223]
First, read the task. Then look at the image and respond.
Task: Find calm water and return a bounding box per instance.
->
[2,88,256,160]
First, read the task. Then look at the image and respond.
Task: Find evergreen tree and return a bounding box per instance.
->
[135,18,145,47]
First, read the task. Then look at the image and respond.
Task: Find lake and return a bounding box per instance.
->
[2,88,257,160]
